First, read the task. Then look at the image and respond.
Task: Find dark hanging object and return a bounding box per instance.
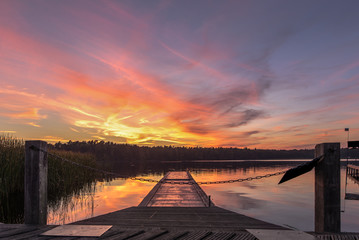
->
[348,141,359,149]
[278,156,323,184]
[345,193,359,200]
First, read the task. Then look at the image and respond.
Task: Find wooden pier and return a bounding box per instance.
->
[1,170,359,239]
[348,164,359,181]
[73,172,285,229]
[346,164,359,200]
[0,150,359,240]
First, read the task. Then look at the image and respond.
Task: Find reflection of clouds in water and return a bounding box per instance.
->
[214,191,266,211]
[48,186,96,225]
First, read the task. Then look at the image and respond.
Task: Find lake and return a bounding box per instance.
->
[47,160,359,232]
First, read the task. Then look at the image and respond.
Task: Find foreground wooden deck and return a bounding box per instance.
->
[1,171,359,239]
[1,223,359,240]
[74,206,286,231]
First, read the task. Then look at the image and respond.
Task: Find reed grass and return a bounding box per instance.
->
[0,135,25,223]
[0,135,99,223]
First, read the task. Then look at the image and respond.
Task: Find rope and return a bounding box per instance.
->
[28,145,303,185]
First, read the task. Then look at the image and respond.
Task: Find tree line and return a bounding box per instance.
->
[51,140,359,166]
[51,140,316,165]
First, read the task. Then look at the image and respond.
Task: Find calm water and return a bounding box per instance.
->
[47,160,359,232]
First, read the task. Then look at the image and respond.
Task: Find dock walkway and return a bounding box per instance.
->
[138,171,211,207]
[348,164,359,181]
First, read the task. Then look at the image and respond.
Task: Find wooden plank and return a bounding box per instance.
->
[313,233,359,240]
[179,231,212,240]
[102,230,145,240]
[23,235,67,240]
[0,228,15,234]
[247,229,316,240]
[154,230,189,240]
[0,226,38,238]
[6,225,54,240]
[41,225,112,237]
[205,232,237,240]
[98,227,125,239]
[231,232,258,240]
[128,229,168,240]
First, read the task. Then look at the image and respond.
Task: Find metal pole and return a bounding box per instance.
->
[344,128,349,212]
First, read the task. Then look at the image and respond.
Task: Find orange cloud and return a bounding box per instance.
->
[0,130,16,133]
[8,108,47,120]
[27,122,41,128]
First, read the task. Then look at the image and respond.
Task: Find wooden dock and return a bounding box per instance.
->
[138,171,212,207]
[346,164,359,200]
[348,164,359,186]
[348,164,359,180]
[1,171,359,239]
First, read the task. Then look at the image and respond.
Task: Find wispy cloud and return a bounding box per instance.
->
[7,108,47,120]
[0,130,16,133]
[27,122,41,128]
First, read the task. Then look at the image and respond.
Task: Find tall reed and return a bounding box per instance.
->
[0,135,25,223]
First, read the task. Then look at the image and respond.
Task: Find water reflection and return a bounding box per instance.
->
[48,160,359,232]
[48,184,96,225]
[48,175,163,225]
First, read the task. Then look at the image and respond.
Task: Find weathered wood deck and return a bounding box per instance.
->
[73,206,285,231]
[2,223,359,240]
[1,171,359,239]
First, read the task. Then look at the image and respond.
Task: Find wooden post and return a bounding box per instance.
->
[315,143,340,233]
[25,141,48,225]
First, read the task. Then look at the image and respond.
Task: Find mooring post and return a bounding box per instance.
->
[315,142,340,233]
[25,140,48,225]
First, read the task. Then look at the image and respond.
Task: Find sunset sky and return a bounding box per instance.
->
[0,0,358,149]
